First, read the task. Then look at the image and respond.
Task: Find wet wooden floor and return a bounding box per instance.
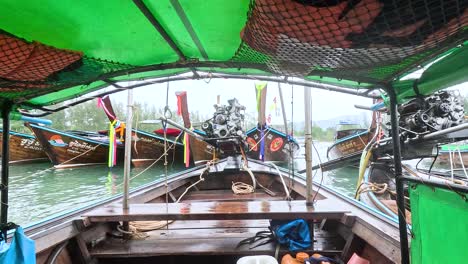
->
[84,200,350,222]
[89,220,345,258]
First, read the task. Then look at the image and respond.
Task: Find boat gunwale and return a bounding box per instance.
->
[28,123,119,147]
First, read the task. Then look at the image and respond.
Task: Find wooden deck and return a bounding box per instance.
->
[83,200,350,223]
[89,219,345,258]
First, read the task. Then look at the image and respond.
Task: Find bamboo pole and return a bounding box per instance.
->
[304,87,313,205]
[123,90,133,213]
[278,82,289,135]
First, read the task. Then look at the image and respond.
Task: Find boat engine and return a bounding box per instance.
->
[397,90,465,140]
[201,98,247,140]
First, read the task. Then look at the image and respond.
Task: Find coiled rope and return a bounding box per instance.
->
[356,182,388,196]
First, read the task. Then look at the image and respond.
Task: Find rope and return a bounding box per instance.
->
[176,159,216,202]
[267,162,291,200]
[356,182,388,196]
[115,141,178,188]
[232,181,255,194]
[116,158,218,239]
[248,127,271,152]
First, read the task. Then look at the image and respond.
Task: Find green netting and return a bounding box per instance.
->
[409,184,468,264]
[232,0,467,82]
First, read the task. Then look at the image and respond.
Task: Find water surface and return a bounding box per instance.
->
[9,140,427,226]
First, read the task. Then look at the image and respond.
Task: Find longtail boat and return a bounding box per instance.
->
[99,95,185,168]
[436,142,468,167]
[175,91,217,165]
[131,129,184,167]
[0,129,48,164]
[0,1,467,264]
[25,123,124,169]
[357,158,468,224]
[326,121,374,161]
[246,82,300,163]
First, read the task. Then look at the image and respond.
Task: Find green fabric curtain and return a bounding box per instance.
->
[409,184,468,264]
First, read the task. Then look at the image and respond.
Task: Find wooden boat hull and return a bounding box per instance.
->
[245,127,299,163]
[437,150,468,167]
[131,129,185,167]
[327,130,373,160]
[26,158,401,264]
[27,123,124,168]
[0,129,48,164]
[358,161,468,224]
[189,136,216,165]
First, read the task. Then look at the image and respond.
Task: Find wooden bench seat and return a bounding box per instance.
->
[83,200,350,223]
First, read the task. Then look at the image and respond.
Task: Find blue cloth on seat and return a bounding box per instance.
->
[0,226,35,264]
[271,219,312,252]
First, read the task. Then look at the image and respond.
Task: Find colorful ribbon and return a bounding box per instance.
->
[108,120,117,167]
[183,131,190,167]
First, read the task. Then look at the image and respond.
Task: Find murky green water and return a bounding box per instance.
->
[8,141,360,226]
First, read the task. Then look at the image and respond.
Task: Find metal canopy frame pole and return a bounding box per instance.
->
[278,82,289,136]
[122,90,133,231]
[22,74,378,117]
[133,0,199,78]
[1,102,13,238]
[304,86,313,206]
[387,86,410,264]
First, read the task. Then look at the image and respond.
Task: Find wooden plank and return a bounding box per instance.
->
[84,200,349,222]
[90,227,343,258]
[160,219,271,230]
[181,189,280,202]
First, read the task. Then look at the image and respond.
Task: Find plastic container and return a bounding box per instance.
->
[237,255,279,264]
[347,253,370,264]
[281,252,309,264]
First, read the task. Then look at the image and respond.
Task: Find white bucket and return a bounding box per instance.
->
[237,255,279,264]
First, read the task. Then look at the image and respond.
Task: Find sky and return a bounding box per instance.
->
[108,77,376,126]
[100,74,467,128]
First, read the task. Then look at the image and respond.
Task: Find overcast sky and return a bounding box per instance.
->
[109,77,376,125]
[107,76,467,126]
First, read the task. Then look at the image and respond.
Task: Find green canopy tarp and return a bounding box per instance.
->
[0,0,466,110]
[409,184,468,263]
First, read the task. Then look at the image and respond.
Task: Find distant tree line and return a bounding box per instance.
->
[9,100,212,134]
[292,123,335,142]
[8,99,338,142]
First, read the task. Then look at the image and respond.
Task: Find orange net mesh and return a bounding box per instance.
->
[0,33,82,82]
[233,0,468,81]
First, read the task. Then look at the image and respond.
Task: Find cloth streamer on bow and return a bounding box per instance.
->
[108,120,118,167]
[97,97,116,120]
[183,131,190,168]
[259,127,265,161]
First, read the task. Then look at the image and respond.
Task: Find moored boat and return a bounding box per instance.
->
[130,128,185,168]
[357,158,468,224]
[99,95,186,168]
[246,82,300,163]
[245,126,300,163]
[436,142,468,167]
[326,121,374,161]
[26,123,124,169]
[0,129,48,164]
[175,91,217,165]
